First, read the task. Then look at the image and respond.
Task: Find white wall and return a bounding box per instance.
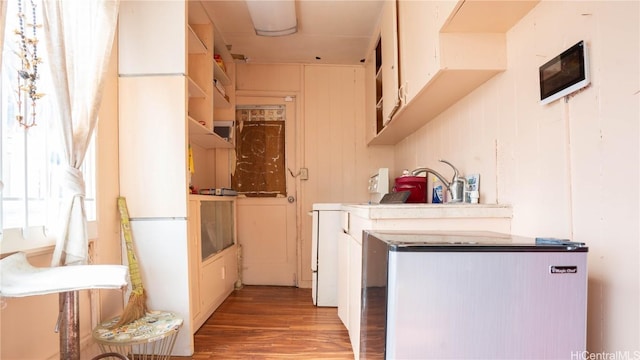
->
[394,0,639,353]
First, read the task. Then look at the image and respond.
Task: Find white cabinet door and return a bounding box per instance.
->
[118,0,186,75]
[118,76,188,218]
[398,1,456,104]
[348,233,362,359]
[200,255,225,313]
[187,199,201,330]
[380,0,400,124]
[337,232,351,328]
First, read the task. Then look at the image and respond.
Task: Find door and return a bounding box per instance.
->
[234,95,298,286]
[381,0,401,124]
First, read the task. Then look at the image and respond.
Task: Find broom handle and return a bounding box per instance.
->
[117,197,144,294]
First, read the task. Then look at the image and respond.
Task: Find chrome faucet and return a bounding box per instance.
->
[412,159,467,203]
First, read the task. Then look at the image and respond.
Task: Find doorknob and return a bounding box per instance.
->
[287,196,295,203]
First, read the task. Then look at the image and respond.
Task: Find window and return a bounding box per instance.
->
[200,201,234,260]
[232,105,286,197]
[1,0,96,250]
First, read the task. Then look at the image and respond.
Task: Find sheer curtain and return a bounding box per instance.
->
[42,0,119,266]
[0,1,6,67]
[0,0,4,197]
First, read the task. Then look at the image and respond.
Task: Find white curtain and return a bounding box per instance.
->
[42,0,119,266]
[0,1,6,71]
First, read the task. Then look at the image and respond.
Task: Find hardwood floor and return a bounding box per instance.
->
[172,286,354,360]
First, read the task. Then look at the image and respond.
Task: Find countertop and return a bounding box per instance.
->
[341,203,512,220]
[364,230,588,252]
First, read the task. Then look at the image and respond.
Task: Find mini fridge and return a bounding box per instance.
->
[360,231,588,360]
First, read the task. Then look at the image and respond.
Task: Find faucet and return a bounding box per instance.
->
[411,159,467,203]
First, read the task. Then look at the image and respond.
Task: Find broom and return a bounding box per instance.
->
[112,197,148,328]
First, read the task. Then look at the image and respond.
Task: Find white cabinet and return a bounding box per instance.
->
[118,76,188,218]
[366,0,401,142]
[397,0,456,104]
[337,229,363,360]
[339,211,370,360]
[337,232,350,327]
[118,1,185,75]
[369,0,540,145]
[118,1,237,354]
[379,0,401,126]
[347,232,362,359]
[187,200,202,323]
[188,196,239,331]
[118,2,192,354]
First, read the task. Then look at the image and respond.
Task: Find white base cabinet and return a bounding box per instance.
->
[347,232,363,358]
[188,196,239,332]
[337,230,363,360]
[337,232,350,326]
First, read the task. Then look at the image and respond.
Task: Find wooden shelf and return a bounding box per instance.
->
[213,88,231,108]
[187,1,234,150]
[441,0,539,33]
[188,117,233,149]
[188,25,207,54]
[188,77,206,98]
[214,61,231,85]
[213,24,234,65]
[212,23,233,87]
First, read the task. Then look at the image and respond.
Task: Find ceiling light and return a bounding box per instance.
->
[245,0,297,37]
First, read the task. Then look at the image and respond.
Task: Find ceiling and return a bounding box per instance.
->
[199,0,385,65]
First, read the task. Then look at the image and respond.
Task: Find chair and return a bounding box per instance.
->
[0,251,128,359]
[92,310,184,360]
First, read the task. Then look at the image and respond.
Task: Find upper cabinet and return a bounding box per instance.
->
[118,1,189,218]
[118,1,186,75]
[379,0,402,127]
[368,0,540,145]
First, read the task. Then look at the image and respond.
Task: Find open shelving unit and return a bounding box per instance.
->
[188,117,233,149]
[187,1,234,149]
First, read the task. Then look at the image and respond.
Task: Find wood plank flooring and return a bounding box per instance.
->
[172,286,354,360]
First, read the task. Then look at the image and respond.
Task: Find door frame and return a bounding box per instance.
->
[234,90,305,286]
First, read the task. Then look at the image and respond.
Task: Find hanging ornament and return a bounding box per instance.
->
[14,0,44,128]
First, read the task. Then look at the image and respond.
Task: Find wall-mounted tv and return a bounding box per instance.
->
[539,40,590,105]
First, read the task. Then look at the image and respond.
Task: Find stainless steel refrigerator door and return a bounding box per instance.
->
[386,251,587,359]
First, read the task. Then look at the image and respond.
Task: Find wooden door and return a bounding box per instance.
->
[234,96,298,286]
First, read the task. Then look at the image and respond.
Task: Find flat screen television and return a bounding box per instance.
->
[539,40,590,105]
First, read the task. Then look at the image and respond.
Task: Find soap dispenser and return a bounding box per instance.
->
[432,176,445,203]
